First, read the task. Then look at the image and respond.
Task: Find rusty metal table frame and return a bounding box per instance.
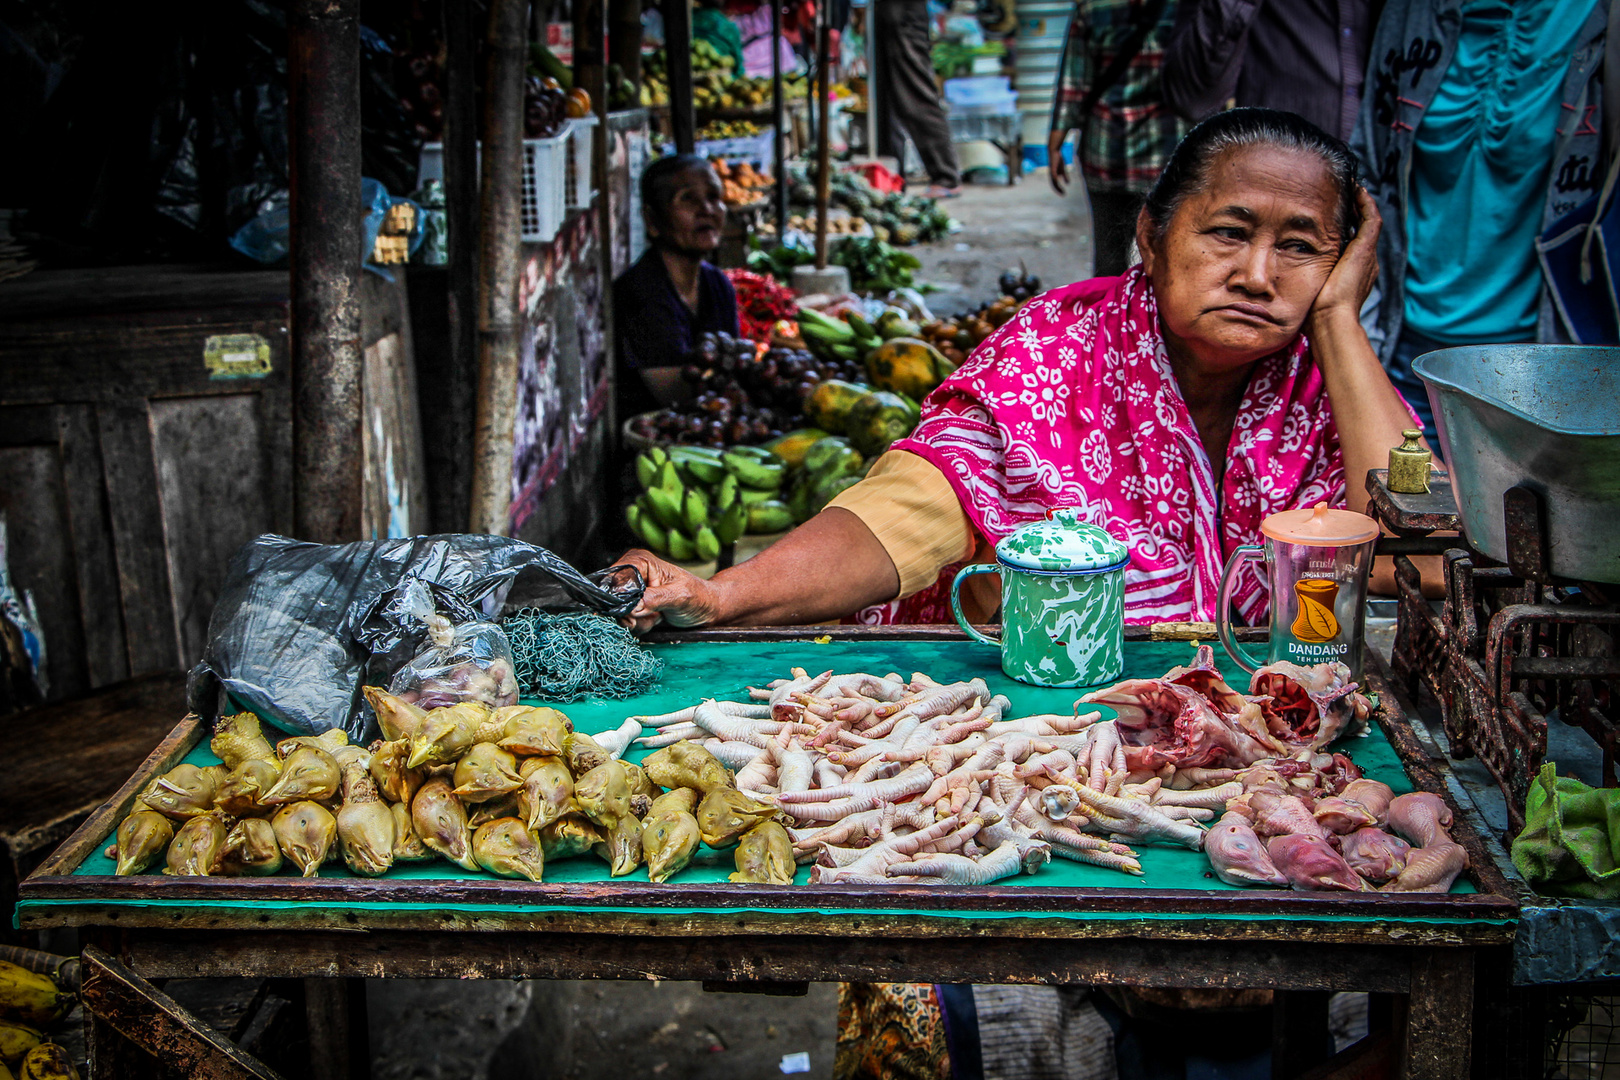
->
[20,627,1519,1080]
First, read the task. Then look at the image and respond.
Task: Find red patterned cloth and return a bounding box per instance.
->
[882,268,1355,626]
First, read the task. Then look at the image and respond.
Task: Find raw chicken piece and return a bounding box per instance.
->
[1249,661,1372,749]
[1205,812,1289,887]
[1313,795,1377,834]
[1386,792,1453,848]
[1339,827,1410,883]
[1266,833,1367,891]
[1387,842,1468,893]
[1164,644,1250,715]
[1247,791,1331,840]
[1080,680,1273,770]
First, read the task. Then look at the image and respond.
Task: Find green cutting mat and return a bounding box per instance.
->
[64,639,1471,899]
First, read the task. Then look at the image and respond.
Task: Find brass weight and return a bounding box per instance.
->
[1387,429,1432,495]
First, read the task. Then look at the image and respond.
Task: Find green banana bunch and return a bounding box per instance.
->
[723,446,786,491]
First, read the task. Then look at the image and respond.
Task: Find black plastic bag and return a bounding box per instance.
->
[189,533,643,741]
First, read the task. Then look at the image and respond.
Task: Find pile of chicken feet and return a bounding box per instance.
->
[631,647,1468,893]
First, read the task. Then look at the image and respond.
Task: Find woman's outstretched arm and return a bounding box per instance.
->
[618,508,902,633]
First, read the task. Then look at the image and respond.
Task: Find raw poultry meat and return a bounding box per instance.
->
[1250,661,1372,749]
[1266,833,1367,891]
[1388,842,1469,893]
[1079,679,1273,769]
[1386,792,1453,848]
[1338,828,1410,883]
[1205,812,1289,887]
[1312,780,1394,834]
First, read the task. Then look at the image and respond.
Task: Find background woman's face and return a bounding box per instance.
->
[655,166,726,255]
[1139,146,1344,372]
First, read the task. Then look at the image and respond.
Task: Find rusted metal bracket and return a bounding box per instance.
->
[80,944,286,1080]
[1502,486,1551,584]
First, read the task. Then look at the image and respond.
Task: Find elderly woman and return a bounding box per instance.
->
[622,109,1418,638]
[613,154,740,421]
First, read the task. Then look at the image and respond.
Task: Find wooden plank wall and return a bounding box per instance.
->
[0,266,424,704]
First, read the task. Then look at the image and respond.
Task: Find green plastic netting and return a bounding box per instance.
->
[500,609,663,700]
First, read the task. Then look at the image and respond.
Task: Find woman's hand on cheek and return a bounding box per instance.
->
[617,549,723,634]
[1306,186,1381,338]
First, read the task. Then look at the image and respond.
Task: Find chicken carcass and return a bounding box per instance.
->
[1080,680,1273,770]
[1250,661,1371,749]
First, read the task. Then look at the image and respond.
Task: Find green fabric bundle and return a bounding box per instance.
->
[1511,762,1620,899]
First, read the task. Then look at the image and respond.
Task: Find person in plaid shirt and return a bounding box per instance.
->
[1048,0,1189,276]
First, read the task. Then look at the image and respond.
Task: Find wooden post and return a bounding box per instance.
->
[667,0,696,153]
[468,0,530,536]
[771,0,787,236]
[439,0,480,535]
[813,10,832,270]
[287,0,363,544]
[609,0,644,87]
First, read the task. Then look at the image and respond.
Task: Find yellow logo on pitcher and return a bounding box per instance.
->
[1292,578,1340,643]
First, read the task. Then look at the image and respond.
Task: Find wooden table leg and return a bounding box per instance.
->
[1399,949,1474,1080]
[305,977,369,1080]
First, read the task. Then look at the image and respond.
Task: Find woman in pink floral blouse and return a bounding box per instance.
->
[621,109,1420,633]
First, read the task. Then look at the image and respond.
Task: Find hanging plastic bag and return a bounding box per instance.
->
[190,533,644,741]
[385,579,519,709]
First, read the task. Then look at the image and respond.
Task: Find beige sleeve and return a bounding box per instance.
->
[826,450,976,598]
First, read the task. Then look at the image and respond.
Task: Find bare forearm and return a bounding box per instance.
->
[1309,309,1419,515]
[707,508,901,625]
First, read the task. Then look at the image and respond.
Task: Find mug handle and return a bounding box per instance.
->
[949,564,1001,646]
[1216,544,1265,675]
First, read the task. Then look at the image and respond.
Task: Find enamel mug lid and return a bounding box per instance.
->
[995,509,1130,573]
[1260,503,1380,547]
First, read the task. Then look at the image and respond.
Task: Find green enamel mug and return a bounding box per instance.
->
[949,510,1129,688]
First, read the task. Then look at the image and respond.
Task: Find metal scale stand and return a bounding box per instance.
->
[1367,470,1619,834]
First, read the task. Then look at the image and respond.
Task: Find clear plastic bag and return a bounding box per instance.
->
[386,579,519,709]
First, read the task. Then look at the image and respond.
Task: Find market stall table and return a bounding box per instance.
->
[18,630,1517,1079]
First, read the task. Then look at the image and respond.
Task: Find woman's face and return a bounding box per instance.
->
[1139,145,1345,374]
[654,166,726,255]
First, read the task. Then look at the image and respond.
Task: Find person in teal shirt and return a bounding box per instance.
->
[693,0,746,76]
[1352,0,1608,450]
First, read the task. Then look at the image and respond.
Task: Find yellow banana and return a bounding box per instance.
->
[18,1043,77,1080]
[0,1019,41,1064]
[0,1060,15,1080]
[0,965,67,1028]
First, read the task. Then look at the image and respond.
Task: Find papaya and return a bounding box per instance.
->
[802,437,864,481]
[809,473,863,515]
[803,379,874,436]
[864,338,953,400]
[763,428,832,469]
[845,391,918,458]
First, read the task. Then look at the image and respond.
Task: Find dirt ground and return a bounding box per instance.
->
[908,167,1102,316]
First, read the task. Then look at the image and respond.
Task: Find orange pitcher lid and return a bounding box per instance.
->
[1260,503,1379,547]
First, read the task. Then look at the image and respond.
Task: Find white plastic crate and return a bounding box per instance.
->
[521,134,568,242]
[416,132,570,243]
[564,114,600,210]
